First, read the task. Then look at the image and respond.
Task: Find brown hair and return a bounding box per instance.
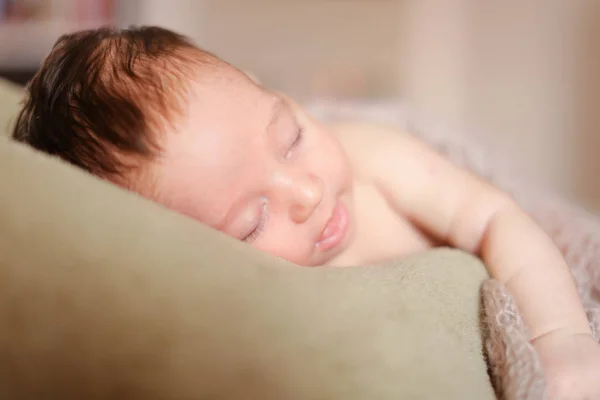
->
[12,26,215,182]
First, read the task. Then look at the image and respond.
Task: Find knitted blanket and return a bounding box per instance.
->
[307,100,600,400]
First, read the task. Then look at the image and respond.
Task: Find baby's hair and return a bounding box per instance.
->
[12,26,216,183]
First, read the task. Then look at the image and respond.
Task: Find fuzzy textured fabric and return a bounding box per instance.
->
[307,100,600,400]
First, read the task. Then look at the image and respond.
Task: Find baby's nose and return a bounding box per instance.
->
[289,174,324,224]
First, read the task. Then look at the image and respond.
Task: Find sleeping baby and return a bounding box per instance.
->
[12,26,600,398]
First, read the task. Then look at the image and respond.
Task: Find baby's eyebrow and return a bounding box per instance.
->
[266,98,286,132]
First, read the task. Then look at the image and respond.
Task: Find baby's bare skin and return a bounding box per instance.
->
[329,120,590,336]
[329,122,600,399]
[325,164,434,267]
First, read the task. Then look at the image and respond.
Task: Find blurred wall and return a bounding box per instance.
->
[575,1,600,210]
[400,0,585,196]
[118,0,402,100]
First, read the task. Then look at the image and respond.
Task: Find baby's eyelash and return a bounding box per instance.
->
[285,127,304,160]
[291,127,304,149]
[242,199,269,243]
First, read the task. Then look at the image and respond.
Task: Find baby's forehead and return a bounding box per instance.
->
[185,56,253,89]
[179,71,280,137]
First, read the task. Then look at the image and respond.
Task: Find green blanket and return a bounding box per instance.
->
[0,79,494,399]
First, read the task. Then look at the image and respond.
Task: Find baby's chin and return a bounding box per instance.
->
[275,235,353,267]
[308,232,355,267]
[318,247,355,267]
[283,242,347,267]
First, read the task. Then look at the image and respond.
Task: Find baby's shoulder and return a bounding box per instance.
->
[328,120,394,140]
[328,121,413,152]
[327,121,415,176]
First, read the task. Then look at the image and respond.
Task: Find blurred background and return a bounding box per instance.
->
[1,0,599,212]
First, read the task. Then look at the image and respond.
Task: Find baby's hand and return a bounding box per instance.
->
[534,332,600,399]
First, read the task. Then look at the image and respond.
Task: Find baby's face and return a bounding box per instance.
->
[152,66,354,266]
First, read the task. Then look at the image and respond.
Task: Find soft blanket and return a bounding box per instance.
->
[307,100,600,400]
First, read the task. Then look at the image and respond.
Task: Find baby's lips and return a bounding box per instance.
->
[316,199,348,252]
[319,217,338,242]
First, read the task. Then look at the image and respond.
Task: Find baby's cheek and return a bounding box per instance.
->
[327,141,353,186]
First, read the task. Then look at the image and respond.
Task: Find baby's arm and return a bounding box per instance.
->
[345,124,589,339]
[335,122,599,396]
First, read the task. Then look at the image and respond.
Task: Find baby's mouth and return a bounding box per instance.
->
[315,199,349,251]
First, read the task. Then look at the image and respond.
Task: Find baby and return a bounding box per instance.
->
[12,26,600,398]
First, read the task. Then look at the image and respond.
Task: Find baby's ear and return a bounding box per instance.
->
[242,70,261,85]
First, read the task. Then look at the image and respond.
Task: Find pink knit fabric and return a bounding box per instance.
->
[307,100,600,400]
